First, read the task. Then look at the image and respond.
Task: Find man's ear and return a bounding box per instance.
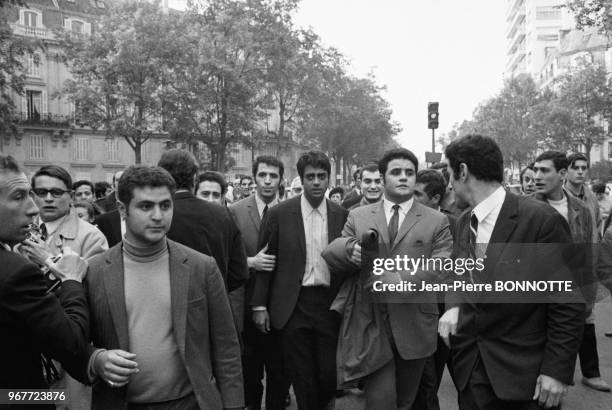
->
[117,200,128,220]
[459,163,468,181]
[432,194,441,207]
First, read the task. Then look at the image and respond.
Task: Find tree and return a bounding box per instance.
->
[162,0,277,171]
[0,0,34,144]
[566,0,612,41]
[303,69,401,176]
[60,0,173,163]
[555,61,610,164]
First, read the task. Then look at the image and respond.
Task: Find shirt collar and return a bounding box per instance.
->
[382,196,414,215]
[301,194,327,217]
[255,192,278,216]
[37,212,69,236]
[472,186,506,223]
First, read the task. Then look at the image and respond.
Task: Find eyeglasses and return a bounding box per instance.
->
[31,188,71,198]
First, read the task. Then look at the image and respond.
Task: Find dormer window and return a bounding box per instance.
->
[63,17,91,35]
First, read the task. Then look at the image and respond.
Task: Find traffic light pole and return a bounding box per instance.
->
[432,128,435,153]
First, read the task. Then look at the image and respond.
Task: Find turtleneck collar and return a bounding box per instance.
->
[123,236,168,263]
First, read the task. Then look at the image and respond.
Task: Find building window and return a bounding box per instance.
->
[71,20,84,34]
[26,53,40,77]
[26,90,42,121]
[106,138,120,162]
[23,10,39,27]
[29,135,45,160]
[74,136,90,161]
[536,7,561,20]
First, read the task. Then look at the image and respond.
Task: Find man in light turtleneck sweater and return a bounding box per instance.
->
[72,165,244,410]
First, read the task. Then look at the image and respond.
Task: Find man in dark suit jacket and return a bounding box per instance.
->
[0,155,89,396]
[158,149,248,292]
[73,165,243,410]
[94,209,122,247]
[439,135,585,410]
[229,155,288,410]
[252,151,348,410]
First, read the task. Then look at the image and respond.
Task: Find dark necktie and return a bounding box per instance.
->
[262,204,268,220]
[388,204,400,244]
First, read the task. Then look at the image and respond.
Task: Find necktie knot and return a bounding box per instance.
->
[392,204,400,213]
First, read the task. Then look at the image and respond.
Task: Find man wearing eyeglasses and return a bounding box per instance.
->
[21,165,108,409]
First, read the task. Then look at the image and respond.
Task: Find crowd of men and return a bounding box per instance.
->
[1,134,612,410]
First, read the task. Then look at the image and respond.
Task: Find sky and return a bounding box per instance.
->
[169,0,508,163]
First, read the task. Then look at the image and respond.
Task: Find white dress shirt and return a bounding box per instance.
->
[382,196,414,228]
[471,186,506,247]
[300,195,330,287]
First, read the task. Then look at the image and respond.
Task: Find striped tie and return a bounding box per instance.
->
[469,212,478,282]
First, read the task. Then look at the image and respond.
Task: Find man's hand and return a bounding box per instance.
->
[93,349,139,388]
[253,310,270,333]
[50,248,88,282]
[533,374,567,409]
[248,244,276,271]
[438,307,459,348]
[349,243,362,266]
[20,237,54,266]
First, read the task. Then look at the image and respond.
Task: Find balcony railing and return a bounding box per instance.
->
[14,112,73,127]
[11,24,51,39]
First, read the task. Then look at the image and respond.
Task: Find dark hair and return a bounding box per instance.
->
[32,165,72,190]
[592,182,606,195]
[94,181,111,198]
[117,165,177,206]
[240,176,253,185]
[296,150,331,179]
[535,151,568,172]
[73,180,93,192]
[158,149,198,190]
[73,200,95,219]
[430,162,450,185]
[444,135,503,183]
[252,156,284,181]
[196,171,227,195]
[353,168,361,182]
[416,169,446,202]
[378,148,419,176]
[360,163,380,179]
[329,186,345,198]
[519,163,534,185]
[567,153,588,168]
[0,155,21,174]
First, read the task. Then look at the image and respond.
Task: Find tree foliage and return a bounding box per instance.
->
[446,63,612,168]
[0,0,34,142]
[566,0,612,41]
[59,0,400,170]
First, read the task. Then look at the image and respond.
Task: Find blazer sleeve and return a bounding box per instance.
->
[538,212,586,385]
[1,261,89,374]
[250,207,279,307]
[226,210,249,292]
[322,211,359,273]
[206,258,244,408]
[596,227,612,295]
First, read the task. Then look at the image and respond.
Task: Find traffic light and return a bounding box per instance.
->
[428,102,439,129]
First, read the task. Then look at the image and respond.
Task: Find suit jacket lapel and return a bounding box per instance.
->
[102,245,129,351]
[292,198,306,256]
[485,193,518,269]
[326,199,341,243]
[168,241,189,359]
[391,201,421,252]
[373,202,390,254]
[247,196,261,236]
